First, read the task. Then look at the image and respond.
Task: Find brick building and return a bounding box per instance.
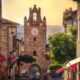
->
[0,0,19,60]
[24,5,49,79]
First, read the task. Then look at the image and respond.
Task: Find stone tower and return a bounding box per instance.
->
[24,5,47,78]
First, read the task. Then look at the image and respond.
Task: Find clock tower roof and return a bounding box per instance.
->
[24,5,46,26]
[27,5,43,23]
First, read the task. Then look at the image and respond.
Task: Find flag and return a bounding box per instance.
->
[69,64,76,73]
[56,67,64,74]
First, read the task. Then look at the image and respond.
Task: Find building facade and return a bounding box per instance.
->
[0,0,20,78]
[0,0,19,61]
[63,1,80,80]
[24,5,47,79]
[1,19,19,56]
[63,8,77,30]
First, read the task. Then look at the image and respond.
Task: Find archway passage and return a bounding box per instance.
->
[29,64,41,79]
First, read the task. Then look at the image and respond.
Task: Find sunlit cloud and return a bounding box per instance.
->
[2,0,77,25]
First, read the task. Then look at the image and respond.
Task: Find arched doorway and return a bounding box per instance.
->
[29,64,41,80]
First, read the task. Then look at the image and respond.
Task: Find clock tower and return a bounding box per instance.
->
[24,5,47,78]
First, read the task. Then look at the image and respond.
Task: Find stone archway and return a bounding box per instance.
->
[29,64,41,79]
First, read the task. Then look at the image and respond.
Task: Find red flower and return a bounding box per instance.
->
[0,54,6,63]
[11,55,18,64]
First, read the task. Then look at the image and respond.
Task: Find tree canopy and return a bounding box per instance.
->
[48,26,76,64]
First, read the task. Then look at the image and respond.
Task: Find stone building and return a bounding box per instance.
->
[63,8,77,30]
[0,0,19,59]
[24,5,49,79]
[1,19,19,56]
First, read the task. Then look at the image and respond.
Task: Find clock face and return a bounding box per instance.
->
[31,28,38,36]
[27,22,30,26]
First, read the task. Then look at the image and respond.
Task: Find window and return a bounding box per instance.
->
[34,37,36,41]
[33,13,37,21]
[33,51,36,56]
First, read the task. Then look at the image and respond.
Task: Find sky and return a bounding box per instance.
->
[2,0,77,26]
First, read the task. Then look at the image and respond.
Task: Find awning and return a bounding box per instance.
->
[17,55,36,64]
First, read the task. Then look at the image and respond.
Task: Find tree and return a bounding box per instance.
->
[48,26,76,65]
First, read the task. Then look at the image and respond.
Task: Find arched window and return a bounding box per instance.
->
[33,13,37,21]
